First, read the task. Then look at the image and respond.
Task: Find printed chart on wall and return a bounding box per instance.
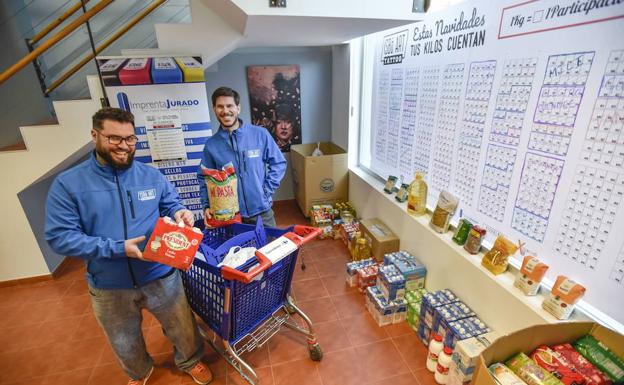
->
[369,0,624,324]
[97,56,211,220]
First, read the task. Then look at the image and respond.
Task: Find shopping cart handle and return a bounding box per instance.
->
[286,226,322,246]
[220,252,272,284]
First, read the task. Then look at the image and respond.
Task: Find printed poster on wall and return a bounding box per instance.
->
[368,0,624,324]
[96,55,211,220]
[246,65,302,152]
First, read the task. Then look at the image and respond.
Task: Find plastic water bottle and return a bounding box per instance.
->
[435,346,453,384]
[311,142,323,156]
[426,334,444,372]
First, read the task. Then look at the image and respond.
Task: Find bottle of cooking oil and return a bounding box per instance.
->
[407,172,428,216]
[350,231,362,260]
[353,238,371,261]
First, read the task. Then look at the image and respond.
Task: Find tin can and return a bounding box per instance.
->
[384,176,399,194]
[452,219,472,246]
[464,226,486,255]
[395,183,410,202]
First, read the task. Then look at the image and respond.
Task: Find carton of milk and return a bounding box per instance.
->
[384,250,427,290]
[452,331,500,375]
[435,301,476,339]
[445,316,490,348]
[420,289,459,329]
[377,264,406,301]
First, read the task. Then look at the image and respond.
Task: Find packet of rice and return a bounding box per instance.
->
[201,162,242,227]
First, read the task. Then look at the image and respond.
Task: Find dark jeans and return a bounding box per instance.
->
[242,208,277,227]
[88,271,204,380]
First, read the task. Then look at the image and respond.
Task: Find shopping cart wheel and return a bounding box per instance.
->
[308,343,323,361]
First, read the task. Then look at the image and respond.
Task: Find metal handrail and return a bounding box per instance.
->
[45,0,167,95]
[28,0,91,46]
[0,0,114,85]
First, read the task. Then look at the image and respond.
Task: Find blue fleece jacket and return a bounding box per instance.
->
[197,120,287,217]
[45,152,186,289]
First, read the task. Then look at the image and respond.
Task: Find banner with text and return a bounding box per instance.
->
[369,0,624,324]
[97,55,211,220]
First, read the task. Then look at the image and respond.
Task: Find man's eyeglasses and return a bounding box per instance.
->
[99,133,139,146]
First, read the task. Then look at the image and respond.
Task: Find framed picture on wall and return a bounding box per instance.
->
[246,65,302,152]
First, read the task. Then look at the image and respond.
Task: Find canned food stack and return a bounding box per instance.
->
[339,222,360,249]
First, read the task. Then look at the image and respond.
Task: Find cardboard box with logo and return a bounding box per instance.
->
[359,218,400,262]
[290,142,348,217]
[472,322,624,385]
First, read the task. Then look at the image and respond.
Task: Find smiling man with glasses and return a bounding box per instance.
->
[45,107,213,385]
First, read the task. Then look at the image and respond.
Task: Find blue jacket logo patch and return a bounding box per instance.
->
[247,149,261,158]
[138,189,156,201]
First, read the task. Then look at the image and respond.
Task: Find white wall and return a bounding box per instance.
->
[331,44,350,151]
[0,77,102,281]
[204,46,334,201]
[0,2,54,146]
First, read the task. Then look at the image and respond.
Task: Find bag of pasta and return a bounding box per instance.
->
[201,162,242,228]
[481,235,518,275]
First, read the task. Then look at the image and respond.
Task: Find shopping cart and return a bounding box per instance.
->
[182,219,323,385]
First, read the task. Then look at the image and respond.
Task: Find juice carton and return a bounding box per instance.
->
[392,298,408,324]
[357,264,379,292]
[346,258,376,287]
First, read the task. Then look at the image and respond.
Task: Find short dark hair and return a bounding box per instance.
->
[92,107,134,131]
[211,87,240,107]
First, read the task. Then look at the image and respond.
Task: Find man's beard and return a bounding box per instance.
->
[96,145,135,170]
[217,114,237,129]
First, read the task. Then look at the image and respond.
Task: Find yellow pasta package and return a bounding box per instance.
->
[201,162,242,227]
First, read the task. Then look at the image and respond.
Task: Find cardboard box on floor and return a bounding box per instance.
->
[291,142,348,217]
[472,322,624,385]
[359,218,400,262]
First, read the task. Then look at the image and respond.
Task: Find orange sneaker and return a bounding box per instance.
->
[127,366,153,385]
[185,361,213,384]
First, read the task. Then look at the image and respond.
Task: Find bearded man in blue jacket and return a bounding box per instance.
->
[198,87,287,227]
[45,108,212,385]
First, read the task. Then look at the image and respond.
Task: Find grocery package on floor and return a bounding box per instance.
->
[355,250,428,327]
[471,323,624,385]
[418,289,490,348]
[359,218,400,261]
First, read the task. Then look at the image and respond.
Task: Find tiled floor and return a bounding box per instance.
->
[0,201,434,385]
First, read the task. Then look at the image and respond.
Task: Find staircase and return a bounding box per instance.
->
[0,0,422,282]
